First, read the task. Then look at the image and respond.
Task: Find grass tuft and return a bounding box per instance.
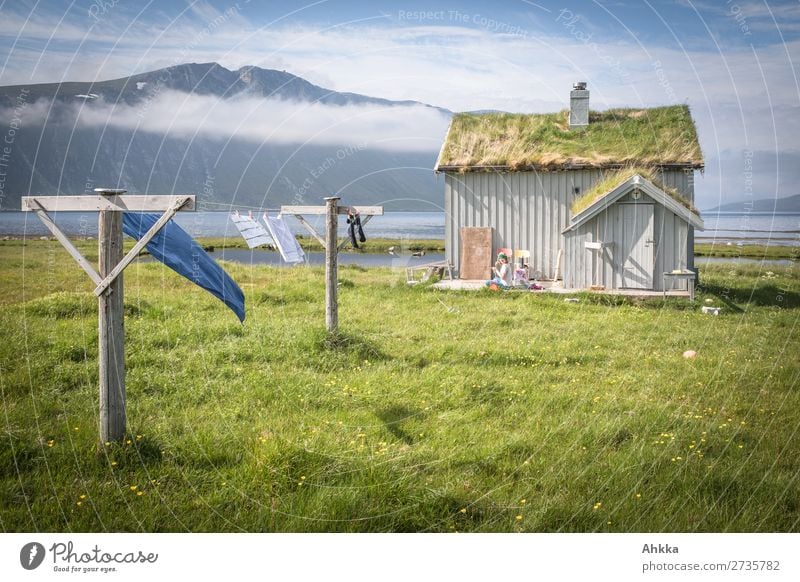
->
[570,166,698,215]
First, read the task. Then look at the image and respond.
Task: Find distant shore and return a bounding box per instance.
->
[693,243,798,260]
[3,237,797,260]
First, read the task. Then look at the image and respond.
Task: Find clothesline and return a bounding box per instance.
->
[199,201,282,212]
[227,205,374,262]
[202,201,369,214]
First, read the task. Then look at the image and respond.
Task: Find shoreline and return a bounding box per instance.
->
[1,237,798,260]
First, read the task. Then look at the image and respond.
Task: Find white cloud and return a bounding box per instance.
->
[66,90,450,151]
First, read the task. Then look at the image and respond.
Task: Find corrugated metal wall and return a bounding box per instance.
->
[445,169,695,282]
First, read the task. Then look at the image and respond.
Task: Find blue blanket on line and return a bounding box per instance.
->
[122,213,245,322]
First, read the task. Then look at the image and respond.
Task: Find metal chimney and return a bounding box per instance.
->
[569,82,589,130]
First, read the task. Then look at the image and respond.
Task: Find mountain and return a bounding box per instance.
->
[0,63,451,211]
[0,62,447,110]
[705,194,800,213]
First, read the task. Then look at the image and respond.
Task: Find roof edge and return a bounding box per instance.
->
[435,162,704,173]
[563,174,704,233]
[433,119,455,172]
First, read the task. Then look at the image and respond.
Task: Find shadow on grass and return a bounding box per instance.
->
[468,382,510,408]
[376,405,419,444]
[255,290,316,306]
[0,435,38,478]
[96,435,163,470]
[308,329,390,368]
[24,292,94,318]
[469,350,600,368]
[572,292,696,310]
[698,282,800,310]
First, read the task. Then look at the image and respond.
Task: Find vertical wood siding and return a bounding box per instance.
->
[445,169,604,279]
[564,197,692,291]
[445,168,696,285]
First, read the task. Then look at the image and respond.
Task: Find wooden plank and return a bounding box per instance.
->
[338,206,383,216]
[22,194,196,212]
[280,205,384,216]
[281,205,329,215]
[459,226,492,280]
[93,196,192,296]
[28,200,102,286]
[325,197,339,331]
[98,209,126,443]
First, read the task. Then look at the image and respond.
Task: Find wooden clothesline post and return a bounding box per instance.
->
[281,197,384,332]
[324,196,339,330]
[98,191,125,443]
[22,188,196,443]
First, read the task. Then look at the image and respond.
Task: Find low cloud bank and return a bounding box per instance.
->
[0,90,450,152]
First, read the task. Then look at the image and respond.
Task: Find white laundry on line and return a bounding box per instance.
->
[230,212,272,249]
[263,214,306,264]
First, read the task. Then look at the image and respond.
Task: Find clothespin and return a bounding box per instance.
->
[248,210,253,219]
[234,209,240,217]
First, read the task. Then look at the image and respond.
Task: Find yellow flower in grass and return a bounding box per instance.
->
[593,502,602,510]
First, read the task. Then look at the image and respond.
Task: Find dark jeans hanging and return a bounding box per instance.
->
[347,214,366,248]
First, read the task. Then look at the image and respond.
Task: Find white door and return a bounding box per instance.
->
[620,203,654,289]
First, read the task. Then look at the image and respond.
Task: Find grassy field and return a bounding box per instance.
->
[0,239,798,532]
[694,243,799,260]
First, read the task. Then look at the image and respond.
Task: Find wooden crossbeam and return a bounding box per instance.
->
[93,196,193,296]
[280,205,384,216]
[22,194,197,212]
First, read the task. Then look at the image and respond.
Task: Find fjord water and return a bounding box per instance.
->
[1,211,797,245]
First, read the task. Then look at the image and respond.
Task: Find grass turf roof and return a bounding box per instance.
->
[570,166,700,216]
[436,106,704,170]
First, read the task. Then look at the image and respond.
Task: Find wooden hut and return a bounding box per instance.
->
[563,171,704,291]
[434,83,705,291]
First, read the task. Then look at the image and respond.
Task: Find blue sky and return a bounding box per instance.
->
[1,0,799,206]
